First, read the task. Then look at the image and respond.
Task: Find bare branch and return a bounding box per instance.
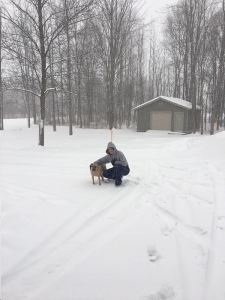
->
[45,0,94,56]
[5,87,40,98]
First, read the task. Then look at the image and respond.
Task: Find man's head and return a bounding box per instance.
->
[108,147,114,155]
[106,142,116,155]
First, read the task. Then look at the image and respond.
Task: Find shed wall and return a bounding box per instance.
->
[137,99,189,132]
[137,108,150,131]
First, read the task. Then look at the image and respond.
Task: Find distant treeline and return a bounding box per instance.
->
[0,0,224,144]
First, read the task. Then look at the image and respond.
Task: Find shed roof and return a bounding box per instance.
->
[133,96,201,110]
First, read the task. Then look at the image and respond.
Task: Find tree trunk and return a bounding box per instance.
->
[38,0,47,146]
[58,36,64,126]
[0,7,3,130]
[64,0,73,135]
[32,93,36,124]
[49,42,56,131]
[77,69,82,128]
[210,0,225,135]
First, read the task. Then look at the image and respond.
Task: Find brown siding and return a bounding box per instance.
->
[187,111,195,133]
[137,107,151,131]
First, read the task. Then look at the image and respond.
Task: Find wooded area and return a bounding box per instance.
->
[0,0,224,145]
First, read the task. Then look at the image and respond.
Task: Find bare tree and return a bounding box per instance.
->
[63,0,73,135]
[210,0,225,134]
[164,0,218,133]
[3,0,93,145]
[93,0,138,129]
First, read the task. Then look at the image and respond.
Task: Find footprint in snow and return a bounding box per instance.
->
[147,245,162,262]
[140,284,176,300]
[216,226,224,231]
[194,227,207,235]
[161,225,174,237]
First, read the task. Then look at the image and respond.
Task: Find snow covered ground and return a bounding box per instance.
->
[1,119,225,300]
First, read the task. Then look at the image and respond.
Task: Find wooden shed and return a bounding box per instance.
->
[133,96,201,134]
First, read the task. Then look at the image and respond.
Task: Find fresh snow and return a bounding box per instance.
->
[1,119,225,300]
[133,96,201,110]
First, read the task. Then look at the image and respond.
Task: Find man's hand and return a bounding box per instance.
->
[111,159,116,166]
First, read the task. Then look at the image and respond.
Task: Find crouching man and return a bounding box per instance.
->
[92,142,130,187]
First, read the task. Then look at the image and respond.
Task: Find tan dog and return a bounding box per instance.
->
[90,163,107,185]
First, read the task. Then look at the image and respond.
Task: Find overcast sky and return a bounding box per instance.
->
[142,0,176,22]
[2,0,176,20]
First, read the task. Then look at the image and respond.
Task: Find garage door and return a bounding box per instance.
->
[150,111,172,130]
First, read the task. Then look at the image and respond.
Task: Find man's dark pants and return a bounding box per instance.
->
[103,164,130,186]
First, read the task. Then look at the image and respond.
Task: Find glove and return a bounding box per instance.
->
[111,159,116,166]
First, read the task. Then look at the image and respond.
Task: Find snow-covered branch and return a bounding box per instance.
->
[44,87,56,94]
[44,87,57,97]
[5,87,40,98]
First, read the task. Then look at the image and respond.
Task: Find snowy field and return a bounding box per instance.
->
[1,118,225,300]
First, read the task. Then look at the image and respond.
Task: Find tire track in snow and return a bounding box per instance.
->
[2,180,148,300]
[3,184,130,277]
[3,177,142,280]
[151,197,210,247]
[149,162,212,246]
[1,182,76,205]
[202,165,225,300]
[145,161,214,300]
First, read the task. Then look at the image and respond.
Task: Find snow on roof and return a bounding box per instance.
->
[133,96,201,110]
